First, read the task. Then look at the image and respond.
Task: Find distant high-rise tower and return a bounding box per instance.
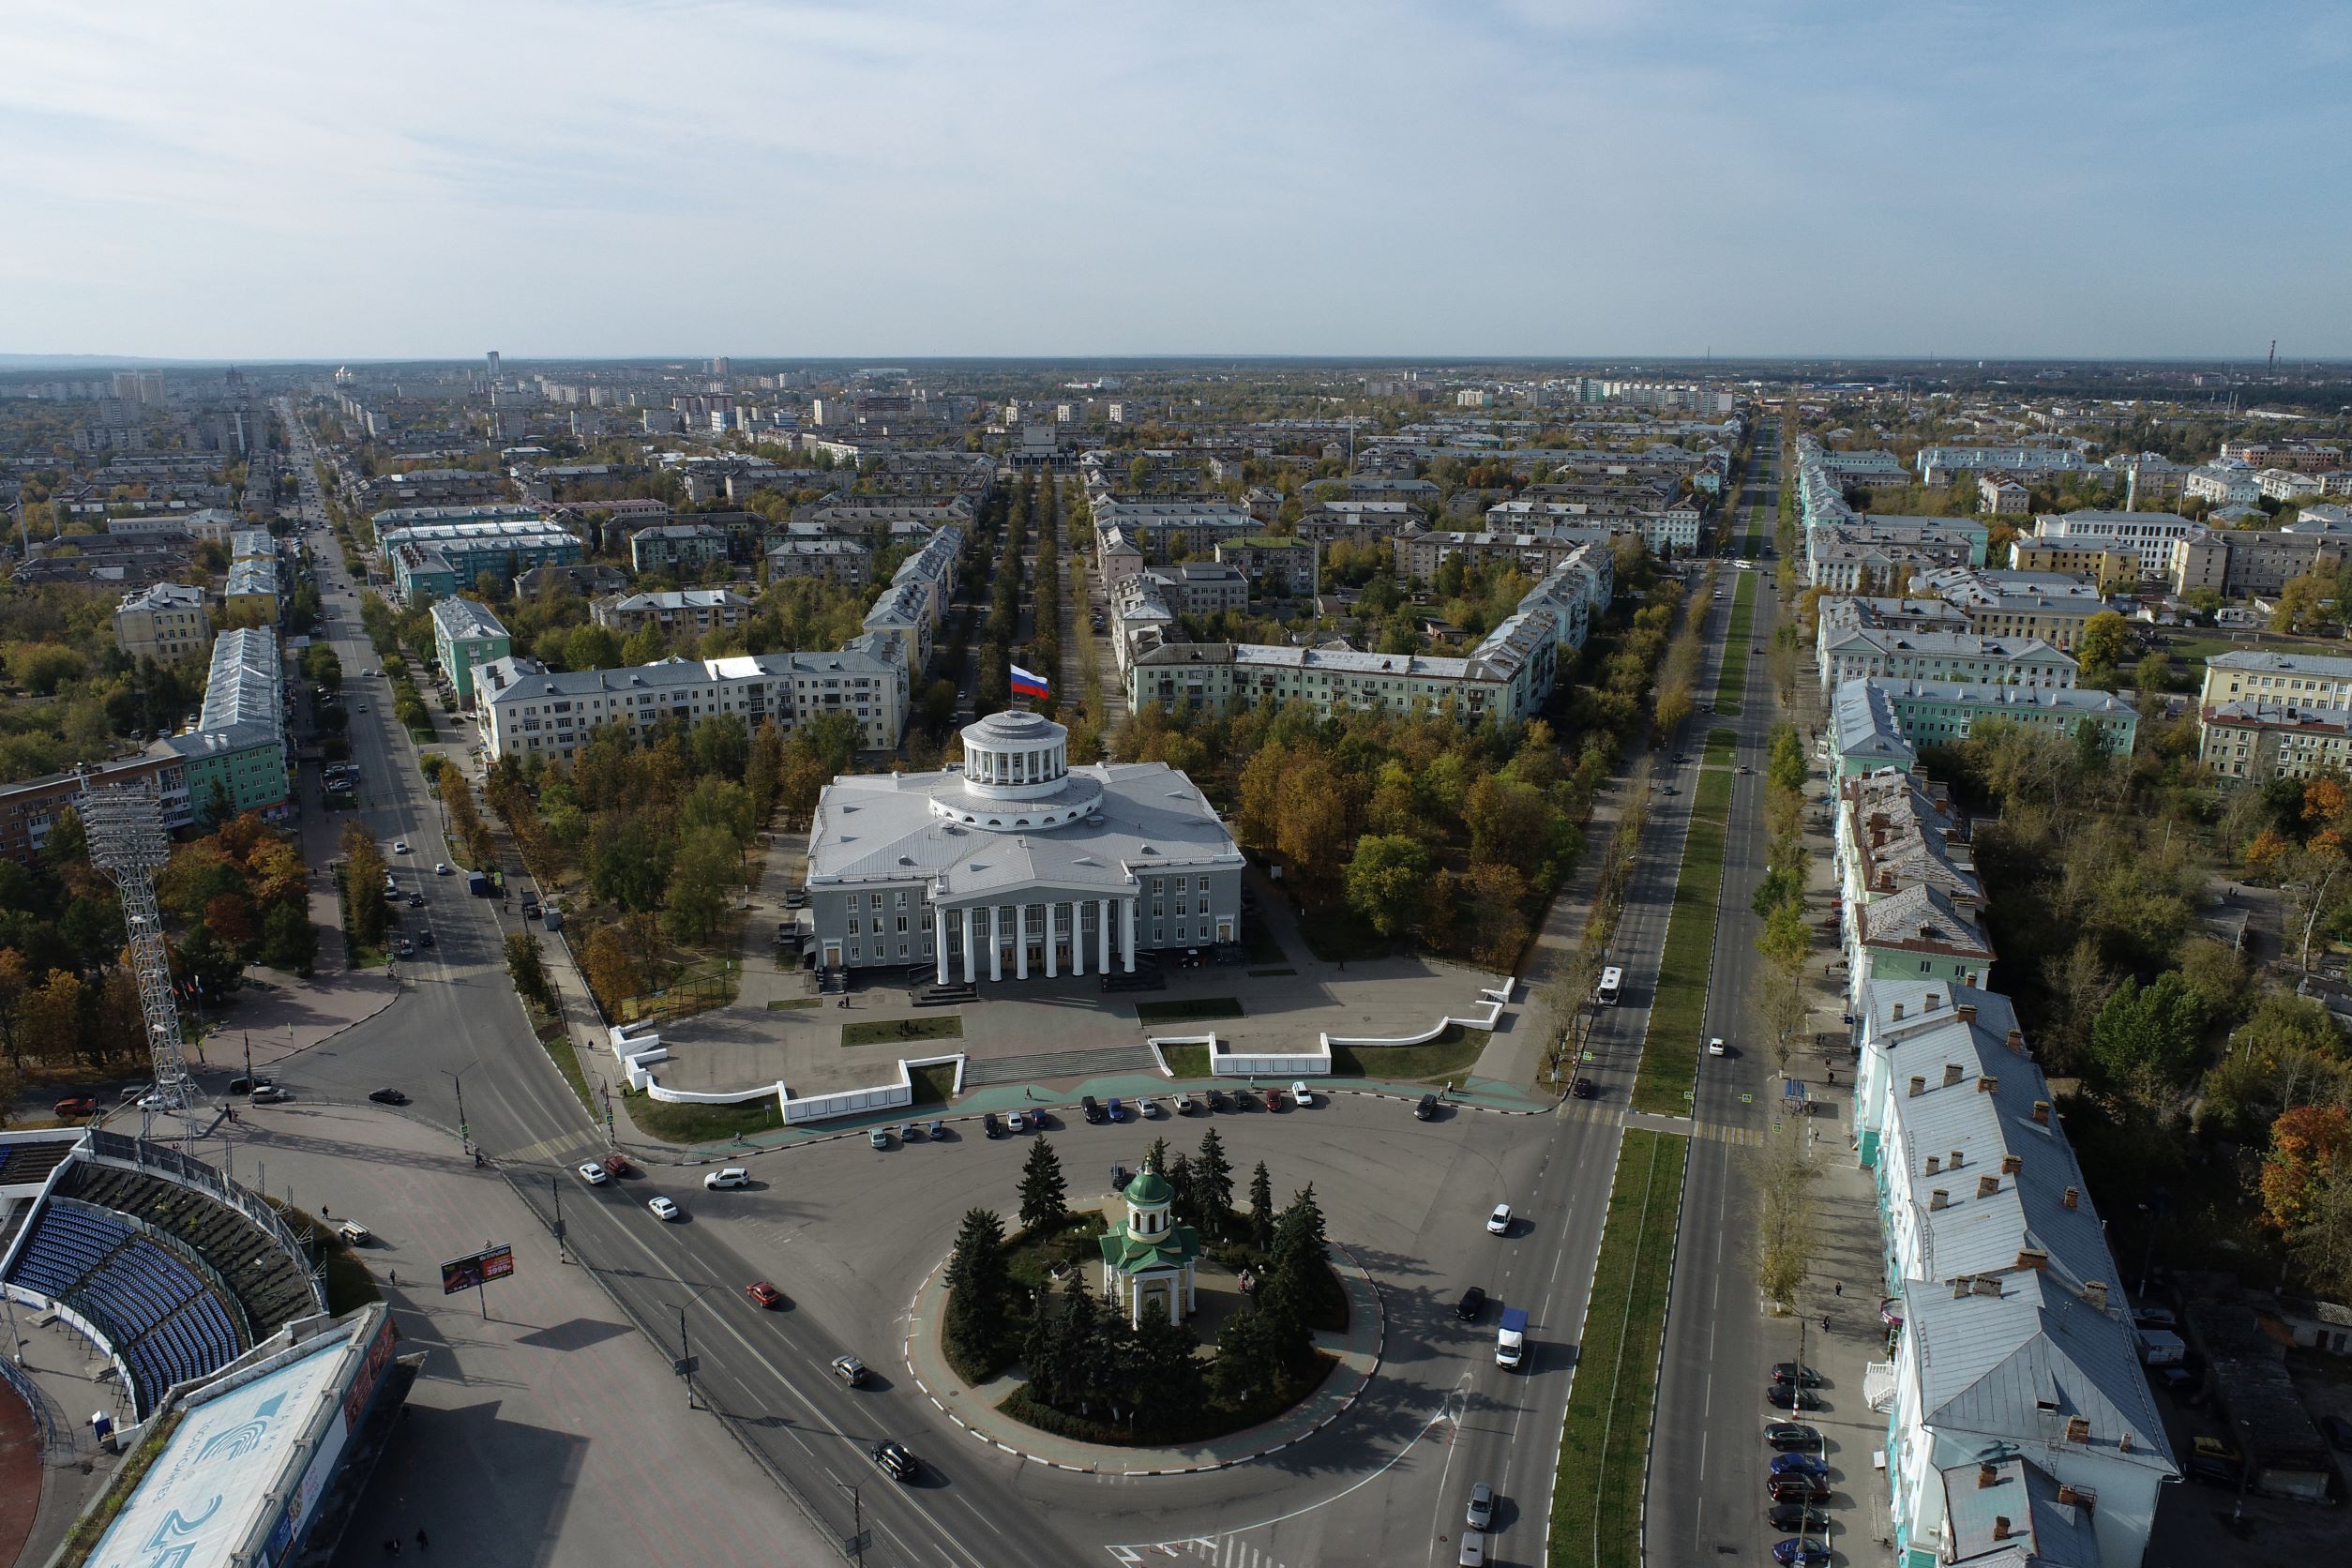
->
[709,356,731,378]
[486,350,502,378]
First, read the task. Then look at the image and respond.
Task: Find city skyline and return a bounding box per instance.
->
[6,0,2348,361]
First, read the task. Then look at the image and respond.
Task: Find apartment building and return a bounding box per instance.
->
[169,627,288,820]
[2168,526,2348,598]
[1834,768,1982,923]
[2006,541,2141,592]
[1852,677,2139,755]
[112,581,212,664]
[1915,445,2088,485]
[430,596,513,707]
[1850,881,1996,995]
[1976,475,2032,515]
[1828,678,1921,776]
[474,635,910,761]
[591,589,757,641]
[628,523,730,575]
[764,537,872,587]
[1818,629,2076,694]
[359,467,509,511]
[1294,500,1425,544]
[2031,510,2198,576]
[1395,526,1614,583]
[2198,701,2352,783]
[1214,536,1318,597]
[2221,441,2343,473]
[378,516,582,603]
[2183,463,2259,507]
[2197,650,2352,711]
[1915,570,2108,652]
[1091,498,1259,558]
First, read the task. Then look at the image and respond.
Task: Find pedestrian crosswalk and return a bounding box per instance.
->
[502,1128,600,1166]
[1606,1107,1763,1147]
[1107,1539,1290,1568]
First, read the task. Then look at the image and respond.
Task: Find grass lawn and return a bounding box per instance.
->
[1630,763,1731,1114]
[766,996,821,1010]
[1158,1044,1211,1078]
[1136,997,1245,1026]
[907,1061,959,1107]
[1293,903,1394,964]
[1702,726,1738,768]
[1546,1128,1687,1568]
[622,1089,782,1144]
[1330,1024,1490,1087]
[1000,1349,1336,1448]
[1711,571,1757,712]
[841,1015,965,1048]
[531,1009,593,1113]
[1004,1211,1109,1290]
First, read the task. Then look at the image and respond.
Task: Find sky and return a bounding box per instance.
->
[3,0,2347,362]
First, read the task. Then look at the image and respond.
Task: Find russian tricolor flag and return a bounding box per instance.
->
[1010,663,1051,701]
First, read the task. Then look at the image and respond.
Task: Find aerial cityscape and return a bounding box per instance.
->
[3,6,2351,1568]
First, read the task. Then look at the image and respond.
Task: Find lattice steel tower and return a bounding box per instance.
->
[78,776,194,1111]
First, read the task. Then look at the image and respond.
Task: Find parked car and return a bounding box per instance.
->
[1263,1087,1284,1111]
[336,1220,372,1246]
[249,1085,291,1104]
[927,1120,947,1139]
[1487,1204,1513,1235]
[1766,1385,1822,1411]
[746,1280,785,1309]
[832,1354,869,1387]
[704,1167,749,1190]
[368,1088,409,1106]
[1290,1081,1313,1108]
[1415,1092,1440,1121]
[1764,1423,1822,1453]
[646,1196,681,1221]
[982,1112,1003,1138]
[578,1162,610,1185]
[1772,1541,1832,1568]
[867,1128,891,1150]
[1767,1503,1830,1533]
[1771,1363,1822,1388]
[1769,1453,1827,1477]
[1455,1286,1487,1321]
[1107,1097,1125,1123]
[1207,1089,1231,1113]
[1138,1097,1162,1119]
[1176,1093,1199,1116]
[1006,1109,1028,1134]
[1081,1096,1104,1123]
[1766,1473,1831,1503]
[870,1440,918,1481]
[53,1096,97,1119]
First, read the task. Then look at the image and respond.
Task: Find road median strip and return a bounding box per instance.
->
[1545,1127,1688,1568]
[1630,757,1732,1115]
[1711,570,1756,713]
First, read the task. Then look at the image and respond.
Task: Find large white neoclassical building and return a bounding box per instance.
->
[803,710,1245,980]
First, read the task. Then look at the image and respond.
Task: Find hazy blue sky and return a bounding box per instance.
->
[4,1,2346,361]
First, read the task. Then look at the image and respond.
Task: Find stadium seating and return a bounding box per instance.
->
[62,1164,315,1334]
[0,1138,79,1188]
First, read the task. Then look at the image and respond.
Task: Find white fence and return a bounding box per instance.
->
[605,1025,965,1126]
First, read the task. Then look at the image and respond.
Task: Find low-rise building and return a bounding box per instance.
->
[1818,629,2076,694]
[222,553,278,624]
[1395,526,1613,583]
[2198,649,2352,711]
[430,596,513,708]
[1915,445,2088,485]
[1857,676,2139,755]
[591,589,757,641]
[513,563,627,599]
[2184,463,2260,507]
[380,516,581,604]
[1215,535,1318,597]
[474,636,910,761]
[764,537,872,587]
[2197,700,2352,783]
[1977,474,2032,515]
[2007,539,2142,591]
[628,523,730,575]
[168,627,288,821]
[1829,677,1921,776]
[112,581,212,664]
[1850,882,1996,994]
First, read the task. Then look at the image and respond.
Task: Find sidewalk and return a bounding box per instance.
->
[1477,777,1633,1093]
[901,1240,1386,1474]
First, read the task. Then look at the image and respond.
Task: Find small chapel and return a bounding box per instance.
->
[1096,1160,1202,1327]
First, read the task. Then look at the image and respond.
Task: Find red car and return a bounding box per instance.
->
[53,1096,97,1119]
[1264,1088,1284,1111]
[746,1281,785,1310]
[601,1153,630,1178]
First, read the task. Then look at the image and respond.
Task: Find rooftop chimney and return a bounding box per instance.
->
[1925,1155,1942,1174]
[1974,1275,2003,1297]
[1926,994,1943,1012]
[1949,1149,1966,1168]
[1956,1003,1977,1023]
[2062,1185,2079,1210]
[1931,1188,1950,1211]
[1993,1516,2013,1541]
[1892,1002,1906,1021]
[2007,1028,2026,1054]
[2032,1099,2051,1125]
[2017,1247,2049,1271]
[1943,1063,1964,1087]
[1909,1076,1925,1098]
[2086,1281,2108,1311]
[1978,1463,1998,1489]
[1978,1174,2000,1198]
[2057,1484,2092,1510]
[1979,1075,1998,1093]
[2001,1153,2023,1175]
[2065,1416,2090,1444]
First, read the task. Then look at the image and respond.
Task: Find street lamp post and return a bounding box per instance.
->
[834,1478,867,1564]
[445,1068,470,1157]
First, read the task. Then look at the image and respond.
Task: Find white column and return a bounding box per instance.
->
[1071,904,1084,978]
[961,909,975,985]
[1098,898,1111,973]
[1045,903,1058,979]
[1016,904,1030,980]
[1122,898,1136,972]
[988,906,1003,983]
[934,906,949,986]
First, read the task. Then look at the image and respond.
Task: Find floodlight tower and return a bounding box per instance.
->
[77,776,194,1111]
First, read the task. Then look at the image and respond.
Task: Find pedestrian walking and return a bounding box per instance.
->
[1833,1280,1843,1298]
[415,1529,430,1551]
[388,1269,397,1286]
[1821,1314,1832,1333]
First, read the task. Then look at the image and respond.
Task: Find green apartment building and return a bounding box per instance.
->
[430,596,513,708]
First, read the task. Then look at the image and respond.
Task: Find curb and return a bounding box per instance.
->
[899,1244,1386,1477]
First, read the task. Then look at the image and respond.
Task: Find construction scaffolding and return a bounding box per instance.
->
[77,775,194,1112]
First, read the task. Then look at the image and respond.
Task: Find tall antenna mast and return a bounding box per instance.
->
[78,775,194,1113]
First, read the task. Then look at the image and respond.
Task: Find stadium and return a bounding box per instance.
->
[0,1126,415,1567]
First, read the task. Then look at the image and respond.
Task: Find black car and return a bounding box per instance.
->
[367,1088,409,1106]
[415,929,434,948]
[1767,1504,1831,1533]
[1415,1092,1440,1121]
[1767,1385,1822,1411]
[407,893,425,908]
[982,1113,1003,1138]
[1771,1363,1823,1388]
[1764,1423,1822,1453]
[1206,1089,1231,1113]
[1081,1095,1105,1123]
[870,1440,917,1482]
[1570,1078,1596,1099]
[1455,1286,1487,1322]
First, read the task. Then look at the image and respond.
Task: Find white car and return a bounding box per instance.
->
[393,840,410,854]
[434,862,452,876]
[1486,1203,1513,1236]
[647,1196,681,1221]
[578,1162,610,1185]
[703,1167,749,1190]
[1707,1036,1726,1056]
[1290,1081,1313,1108]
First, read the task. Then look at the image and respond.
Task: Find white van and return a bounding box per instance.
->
[336,1220,372,1246]
[703,1167,750,1190]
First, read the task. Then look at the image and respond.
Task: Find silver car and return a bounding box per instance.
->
[1466,1482,1495,1530]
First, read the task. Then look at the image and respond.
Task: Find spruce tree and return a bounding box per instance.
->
[1195,1126,1235,1236]
[1247,1161,1276,1253]
[1165,1153,1198,1229]
[1059,1272,1103,1415]
[942,1208,1010,1372]
[1018,1135,1068,1232]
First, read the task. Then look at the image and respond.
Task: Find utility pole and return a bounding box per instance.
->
[446,1068,470,1156]
[551,1174,567,1264]
[834,1478,867,1564]
[680,1304,696,1410]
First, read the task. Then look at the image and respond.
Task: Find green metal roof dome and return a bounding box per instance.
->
[1123,1163,1172,1206]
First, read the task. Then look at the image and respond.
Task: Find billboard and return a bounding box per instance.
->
[439,1243,516,1294]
